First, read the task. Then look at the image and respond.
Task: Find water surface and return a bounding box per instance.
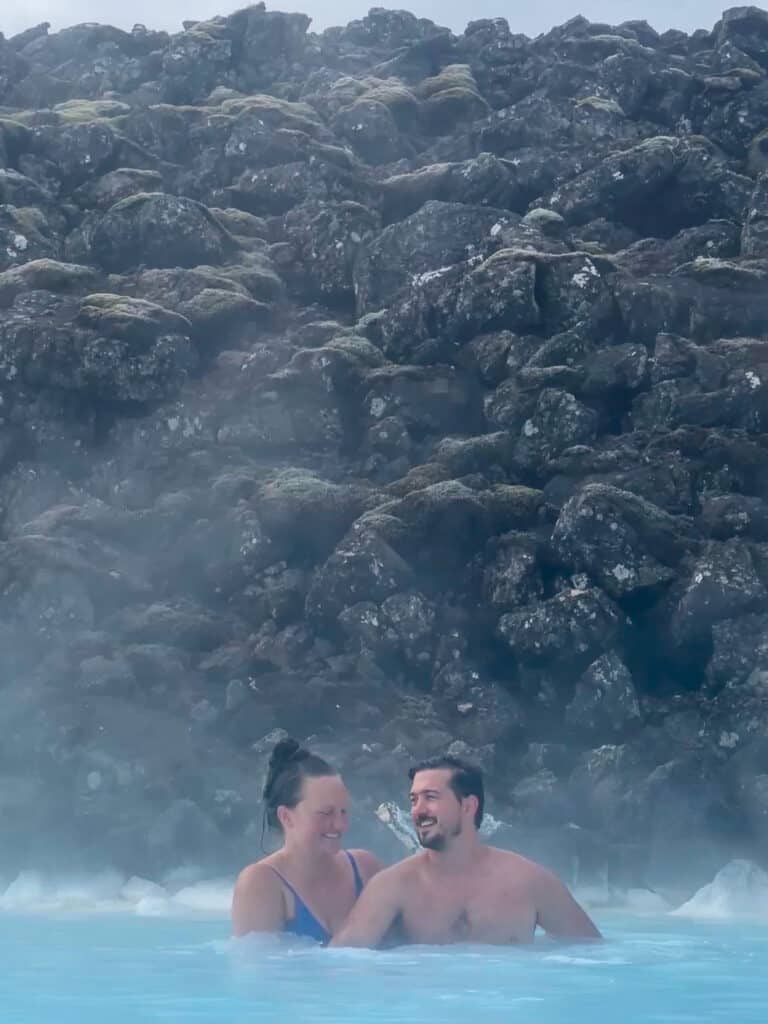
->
[2,912,766,1023]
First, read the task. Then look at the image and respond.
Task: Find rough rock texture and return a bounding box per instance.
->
[2,4,768,895]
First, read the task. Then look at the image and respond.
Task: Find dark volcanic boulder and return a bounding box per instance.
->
[668,540,768,648]
[551,484,692,598]
[497,586,625,672]
[714,7,768,67]
[0,290,194,408]
[306,525,415,626]
[0,205,61,270]
[565,652,642,740]
[353,200,516,314]
[90,193,237,272]
[546,136,752,236]
[360,364,484,437]
[378,250,541,363]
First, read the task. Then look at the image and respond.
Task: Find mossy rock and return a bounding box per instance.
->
[217,261,285,303]
[387,463,454,497]
[422,86,490,128]
[0,259,100,308]
[364,81,421,129]
[257,469,383,552]
[77,293,192,341]
[321,75,369,108]
[80,168,165,210]
[417,66,488,132]
[574,95,626,116]
[53,99,132,123]
[483,485,546,532]
[12,100,131,128]
[122,266,246,297]
[220,94,322,134]
[418,64,481,99]
[209,208,269,239]
[323,334,386,368]
[177,288,270,336]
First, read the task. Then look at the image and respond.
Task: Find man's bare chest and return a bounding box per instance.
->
[400,884,537,945]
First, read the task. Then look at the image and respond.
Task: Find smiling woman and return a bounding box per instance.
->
[230,738,382,943]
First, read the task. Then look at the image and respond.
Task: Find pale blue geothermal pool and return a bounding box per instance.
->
[2,902,767,1024]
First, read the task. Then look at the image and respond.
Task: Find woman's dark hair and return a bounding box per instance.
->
[262,738,336,830]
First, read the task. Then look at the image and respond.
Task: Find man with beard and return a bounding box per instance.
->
[331,755,600,947]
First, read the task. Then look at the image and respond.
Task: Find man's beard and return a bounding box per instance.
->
[416,819,460,850]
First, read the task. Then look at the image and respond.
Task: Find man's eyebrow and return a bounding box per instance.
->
[409,787,441,797]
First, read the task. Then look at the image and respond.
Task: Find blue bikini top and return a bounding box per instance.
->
[270,851,364,945]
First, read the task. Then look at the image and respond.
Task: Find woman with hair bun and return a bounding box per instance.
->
[231,738,383,942]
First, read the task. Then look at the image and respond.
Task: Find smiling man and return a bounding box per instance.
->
[331,755,601,947]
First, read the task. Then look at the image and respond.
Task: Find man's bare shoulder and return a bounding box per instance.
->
[362,852,424,887]
[484,846,557,882]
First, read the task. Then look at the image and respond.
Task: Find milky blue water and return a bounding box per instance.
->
[2,912,767,1024]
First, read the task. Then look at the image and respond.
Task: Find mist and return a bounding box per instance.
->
[0,1,748,39]
[1,0,768,911]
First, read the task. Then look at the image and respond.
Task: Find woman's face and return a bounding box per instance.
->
[279,774,350,853]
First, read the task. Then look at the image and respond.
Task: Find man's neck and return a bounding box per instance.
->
[424,833,484,874]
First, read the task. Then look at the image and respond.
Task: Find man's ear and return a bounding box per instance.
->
[463,794,479,821]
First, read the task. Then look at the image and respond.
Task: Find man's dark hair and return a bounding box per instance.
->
[408,755,484,828]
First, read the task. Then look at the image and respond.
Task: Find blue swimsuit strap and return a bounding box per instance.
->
[346,851,365,896]
[271,851,364,936]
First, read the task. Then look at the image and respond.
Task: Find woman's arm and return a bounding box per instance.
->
[231,863,286,938]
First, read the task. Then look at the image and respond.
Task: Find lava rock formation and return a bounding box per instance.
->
[2,4,768,896]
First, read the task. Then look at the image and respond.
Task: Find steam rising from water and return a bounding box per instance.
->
[3,859,768,921]
[0,868,232,917]
[672,860,768,920]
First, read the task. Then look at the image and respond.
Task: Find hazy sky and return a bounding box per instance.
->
[0,2,752,40]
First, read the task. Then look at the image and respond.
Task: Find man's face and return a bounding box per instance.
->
[409,769,465,850]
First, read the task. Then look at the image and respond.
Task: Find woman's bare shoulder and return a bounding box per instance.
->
[234,855,282,891]
[347,848,386,881]
[231,858,286,937]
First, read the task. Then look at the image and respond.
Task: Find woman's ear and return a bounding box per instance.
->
[277,804,291,831]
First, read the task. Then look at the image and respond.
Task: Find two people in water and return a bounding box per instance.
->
[231,738,601,946]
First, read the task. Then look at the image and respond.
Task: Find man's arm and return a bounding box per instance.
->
[330,867,403,948]
[231,864,285,938]
[532,867,602,941]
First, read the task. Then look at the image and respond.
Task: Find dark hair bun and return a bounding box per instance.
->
[270,738,302,768]
[263,738,303,800]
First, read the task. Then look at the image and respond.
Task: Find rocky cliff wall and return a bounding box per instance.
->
[2,4,768,895]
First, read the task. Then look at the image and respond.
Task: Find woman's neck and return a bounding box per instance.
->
[278,842,339,883]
